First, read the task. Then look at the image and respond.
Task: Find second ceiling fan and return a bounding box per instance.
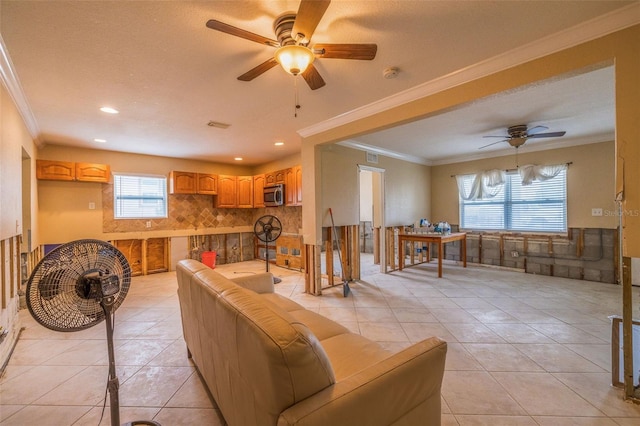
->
[206,0,377,90]
[480,124,566,149]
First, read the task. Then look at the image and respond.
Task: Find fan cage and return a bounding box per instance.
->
[26,239,131,332]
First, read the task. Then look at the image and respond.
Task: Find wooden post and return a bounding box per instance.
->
[373,227,380,265]
[622,256,639,400]
[325,227,334,287]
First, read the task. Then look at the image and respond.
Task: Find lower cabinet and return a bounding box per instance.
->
[112,238,169,276]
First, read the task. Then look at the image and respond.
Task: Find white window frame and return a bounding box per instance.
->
[113,173,168,219]
[459,169,567,233]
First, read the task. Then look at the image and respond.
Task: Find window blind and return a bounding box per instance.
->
[114,174,167,219]
[459,169,566,232]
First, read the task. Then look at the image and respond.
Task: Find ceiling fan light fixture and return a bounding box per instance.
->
[274,45,314,76]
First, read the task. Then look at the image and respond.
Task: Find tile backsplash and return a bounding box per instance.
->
[103,184,301,234]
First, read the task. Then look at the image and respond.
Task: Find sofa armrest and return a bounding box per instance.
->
[277,337,447,426]
[230,272,275,294]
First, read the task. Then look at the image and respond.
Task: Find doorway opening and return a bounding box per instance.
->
[358,165,385,276]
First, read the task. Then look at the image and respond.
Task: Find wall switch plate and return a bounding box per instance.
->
[511,251,519,258]
[592,208,603,216]
[88,202,95,210]
[146,221,151,228]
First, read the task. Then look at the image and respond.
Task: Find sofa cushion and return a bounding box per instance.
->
[319,333,392,381]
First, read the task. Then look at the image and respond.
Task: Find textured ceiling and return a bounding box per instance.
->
[1,1,636,166]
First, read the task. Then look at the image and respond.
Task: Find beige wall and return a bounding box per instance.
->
[36,145,269,244]
[431,141,616,229]
[318,144,430,228]
[0,82,39,369]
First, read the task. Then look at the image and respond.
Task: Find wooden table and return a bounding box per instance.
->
[398,232,467,277]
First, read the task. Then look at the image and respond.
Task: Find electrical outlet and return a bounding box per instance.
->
[592,208,603,216]
[511,251,519,258]
[88,202,95,210]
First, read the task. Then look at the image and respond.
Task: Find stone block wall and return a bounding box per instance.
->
[435,226,618,284]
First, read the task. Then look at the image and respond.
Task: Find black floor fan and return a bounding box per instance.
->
[25,239,160,426]
[254,215,282,283]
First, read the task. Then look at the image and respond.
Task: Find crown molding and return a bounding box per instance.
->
[0,34,41,144]
[299,3,640,139]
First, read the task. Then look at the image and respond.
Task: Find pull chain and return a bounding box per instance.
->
[294,76,301,118]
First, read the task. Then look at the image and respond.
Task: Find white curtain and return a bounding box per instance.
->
[519,163,568,186]
[456,169,505,200]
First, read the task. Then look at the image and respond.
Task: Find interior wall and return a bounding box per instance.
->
[0,82,38,371]
[36,145,259,244]
[431,141,617,229]
[319,144,430,228]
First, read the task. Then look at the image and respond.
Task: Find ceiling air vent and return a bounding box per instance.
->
[366,152,378,164]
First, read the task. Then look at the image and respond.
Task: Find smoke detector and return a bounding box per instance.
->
[383,67,399,79]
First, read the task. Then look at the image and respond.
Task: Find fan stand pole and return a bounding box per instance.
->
[102,297,162,426]
[101,297,121,426]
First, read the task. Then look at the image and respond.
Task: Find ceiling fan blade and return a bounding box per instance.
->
[292,0,331,43]
[527,131,567,138]
[238,58,278,81]
[301,63,326,90]
[482,135,509,139]
[525,125,549,135]
[206,20,279,48]
[479,140,508,149]
[313,43,377,60]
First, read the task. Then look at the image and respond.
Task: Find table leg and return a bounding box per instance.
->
[462,237,467,268]
[398,238,404,271]
[438,241,443,278]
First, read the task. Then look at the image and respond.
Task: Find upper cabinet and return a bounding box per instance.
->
[253,174,265,208]
[197,173,218,195]
[76,162,111,182]
[37,160,75,181]
[265,169,286,186]
[285,165,302,206]
[217,175,237,208]
[37,160,110,183]
[170,171,218,195]
[169,171,197,194]
[237,176,254,208]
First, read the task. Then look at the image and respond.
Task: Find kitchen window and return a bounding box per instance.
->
[113,174,167,219]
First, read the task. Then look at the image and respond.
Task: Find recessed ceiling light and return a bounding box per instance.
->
[93,138,107,143]
[234,157,243,161]
[274,141,284,146]
[100,106,119,114]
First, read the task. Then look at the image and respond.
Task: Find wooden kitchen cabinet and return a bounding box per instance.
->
[37,160,110,182]
[197,173,218,194]
[265,169,286,186]
[253,174,265,208]
[76,162,110,183]
[169,171,197,194]
[36,160,76,181]
[217,175,237,207]
[285,165,302,206]
[237,176,254,208]
[294,165,302,205]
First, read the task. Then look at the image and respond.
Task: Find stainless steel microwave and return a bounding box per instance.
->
[264,184,284,207]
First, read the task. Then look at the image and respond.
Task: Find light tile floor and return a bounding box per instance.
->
[1,258,640,425]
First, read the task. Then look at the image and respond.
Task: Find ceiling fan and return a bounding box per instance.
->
[206,0,377,90]
[479,124,567,149]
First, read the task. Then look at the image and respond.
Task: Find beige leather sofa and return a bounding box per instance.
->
[176,259,447,426]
